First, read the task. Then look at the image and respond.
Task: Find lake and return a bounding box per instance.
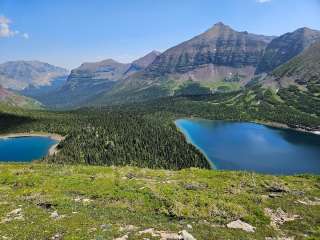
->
[175,119,320,175]
[0,136,58,162]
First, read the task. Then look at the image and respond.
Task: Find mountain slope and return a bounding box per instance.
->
[256,27,320,74]
[261,42,320,116]
[124,50,161,76]
[41,51,160,108]
[91,22,274,105]
[263,41,320,89]
[0,61,68,90]
[0,85,41,109]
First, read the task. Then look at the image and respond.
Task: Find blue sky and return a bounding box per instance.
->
[0,0,319,69]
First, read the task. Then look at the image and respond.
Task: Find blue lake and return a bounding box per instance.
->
[175,119,320,175]
[0,136,58,162]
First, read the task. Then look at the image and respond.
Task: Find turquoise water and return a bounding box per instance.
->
[0,136,58,162]
[176,119,320,175]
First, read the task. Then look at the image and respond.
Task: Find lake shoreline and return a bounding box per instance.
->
[175,118,320,175]
[175,120,215,170]
[254,120,320,136]
[178,116,320,136]
[0,132,65,156]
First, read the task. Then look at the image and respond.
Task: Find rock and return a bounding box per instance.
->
[296,197,320,206]
[125,172,136,179]
[50,211,60,219]
[264,208,300,228]
[266,184,289,193]
[51,233,63,240]
[138,228,181,239]
[226,219,256,232]
[74,196,92,204]
[268,193,282,198]
[82,198,92,204]
[187,224,193,229]
[119,225,138,232]
[8,208,22,215]
[37,202,55,210]
[180,230,196,240]
[138,228,158,237]
[184,182,207,190]
[1,208,24,223]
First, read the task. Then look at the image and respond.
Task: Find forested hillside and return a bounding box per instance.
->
[0,83,319,170]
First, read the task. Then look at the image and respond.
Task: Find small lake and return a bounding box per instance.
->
[0,136,58,162]
[176,119,320,175]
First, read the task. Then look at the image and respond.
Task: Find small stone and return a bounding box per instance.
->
[180,230,196,240]
[187,224,193,229]
[268,193,282,198]
[267,185,289,193]
[296,198,320,206]
[50,211,59,219]
[184,183,207,190]
[227,219,255,232]
[51,233,62,240]
[37,202,55,210]
[8,208,22,215]
[119,225,138,232]
[125,173,136,179]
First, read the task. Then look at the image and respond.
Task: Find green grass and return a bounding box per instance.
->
[0,163,319,240]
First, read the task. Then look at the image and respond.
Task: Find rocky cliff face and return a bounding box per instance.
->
[144,22,272,78]
[0,61,68,90]
[256,27,320,74]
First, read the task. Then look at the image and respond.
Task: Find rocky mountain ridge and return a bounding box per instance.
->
[0,60,68,90]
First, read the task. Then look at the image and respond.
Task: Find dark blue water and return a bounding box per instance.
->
[176,119,320,175]
[0,136,57,162]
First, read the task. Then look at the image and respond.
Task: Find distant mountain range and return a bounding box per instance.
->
[38,51,160,108]
[90,23,320,106]
[0,22,319,108]
[0,61,68,90]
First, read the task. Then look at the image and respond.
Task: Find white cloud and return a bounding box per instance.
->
[257,0,272,3]
[22,33,29,39]
[0,15,29,40]
[0,15,17,37]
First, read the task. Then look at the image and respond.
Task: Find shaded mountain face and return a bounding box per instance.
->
[263,41,320,89]
[0,85,41,109]
[256,27,320,74]
[125,51,161,76]
[41,51,160,108]
[0,61,68,90]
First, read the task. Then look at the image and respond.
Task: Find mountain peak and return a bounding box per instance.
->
[210,22,232,31]
[131,50,161,69]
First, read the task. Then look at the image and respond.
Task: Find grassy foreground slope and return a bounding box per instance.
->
[0,163,319,240]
